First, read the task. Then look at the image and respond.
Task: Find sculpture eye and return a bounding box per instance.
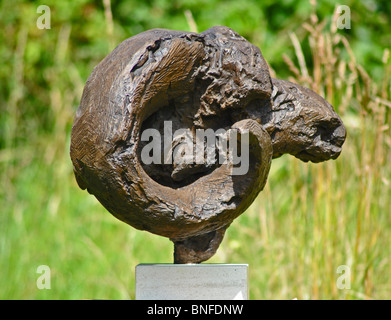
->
[284,101,295,112]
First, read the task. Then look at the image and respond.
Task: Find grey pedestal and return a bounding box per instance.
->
[135,264,248,300]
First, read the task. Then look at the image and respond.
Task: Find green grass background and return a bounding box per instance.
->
[1,0,391,299]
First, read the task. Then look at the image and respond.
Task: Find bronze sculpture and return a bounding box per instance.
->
[70,26,346,263]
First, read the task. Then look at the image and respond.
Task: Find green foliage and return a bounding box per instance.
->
[1,0,390,299]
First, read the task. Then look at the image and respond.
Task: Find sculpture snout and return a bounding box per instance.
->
[327,119,346,160]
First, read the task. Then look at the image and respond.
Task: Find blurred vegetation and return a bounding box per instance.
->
[1,0,390,299]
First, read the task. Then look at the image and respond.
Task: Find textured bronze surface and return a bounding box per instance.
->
[70,26,346,263]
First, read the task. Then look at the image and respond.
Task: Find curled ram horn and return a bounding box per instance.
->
[70,26,345,263]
